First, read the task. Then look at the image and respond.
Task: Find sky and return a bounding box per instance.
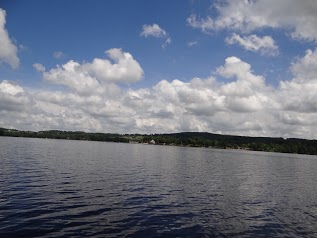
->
[1,0,317,139]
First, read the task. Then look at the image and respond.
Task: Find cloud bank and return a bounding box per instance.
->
[2,48,317,139]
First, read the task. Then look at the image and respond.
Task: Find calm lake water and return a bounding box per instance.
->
[1,137,317,237]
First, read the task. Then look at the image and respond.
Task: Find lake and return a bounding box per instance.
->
[0,137,317,237]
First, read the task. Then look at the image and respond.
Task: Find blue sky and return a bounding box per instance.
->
[1,0,317,139]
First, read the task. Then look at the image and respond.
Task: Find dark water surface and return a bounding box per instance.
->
[1,137,317,237]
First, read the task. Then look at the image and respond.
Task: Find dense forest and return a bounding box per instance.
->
[1,127,317,155]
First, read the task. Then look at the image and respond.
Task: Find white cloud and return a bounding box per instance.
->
[82,48,144,83]
[0,80,30,112]
[33,63,45,72]
[217,56,265,88]
[278,48,317,113]
[140,23,171,48]
[188,0,317,42]
[187,14,214,33]
[216,56,273,113]
[226,33,278,56]
[40,48,143,95]
[0,8,19,69]
[140,23,167,38]
[0,80,23,95]
[43,60,104,95]
[290,49,317,82]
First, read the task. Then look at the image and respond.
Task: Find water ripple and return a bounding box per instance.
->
[1,137,317,237]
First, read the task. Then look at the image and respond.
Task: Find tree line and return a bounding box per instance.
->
[141,132,317,155]
[0,128,129,143]
[1,128,317,155]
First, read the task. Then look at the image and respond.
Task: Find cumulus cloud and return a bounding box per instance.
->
[82,48,144,83]
[278,48,317,113]
[0,80,23,95]
[226,33,278,56]
[188,0,317,42]
[140,23,171,48]
[0,8,19,69]
[217,57,265,87]
[0,80,30,112]
[216,56,273,113]
[42,60,104,95]
[40,48,143,95]
[290,49,317,82]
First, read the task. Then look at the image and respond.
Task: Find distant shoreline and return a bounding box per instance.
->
[1,127,317,156]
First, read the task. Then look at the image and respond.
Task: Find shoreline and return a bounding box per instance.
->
[1,133,315,156]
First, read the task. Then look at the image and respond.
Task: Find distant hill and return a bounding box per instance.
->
[1,127,316,155]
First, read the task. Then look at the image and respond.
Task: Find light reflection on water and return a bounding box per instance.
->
[0,137,317,237]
